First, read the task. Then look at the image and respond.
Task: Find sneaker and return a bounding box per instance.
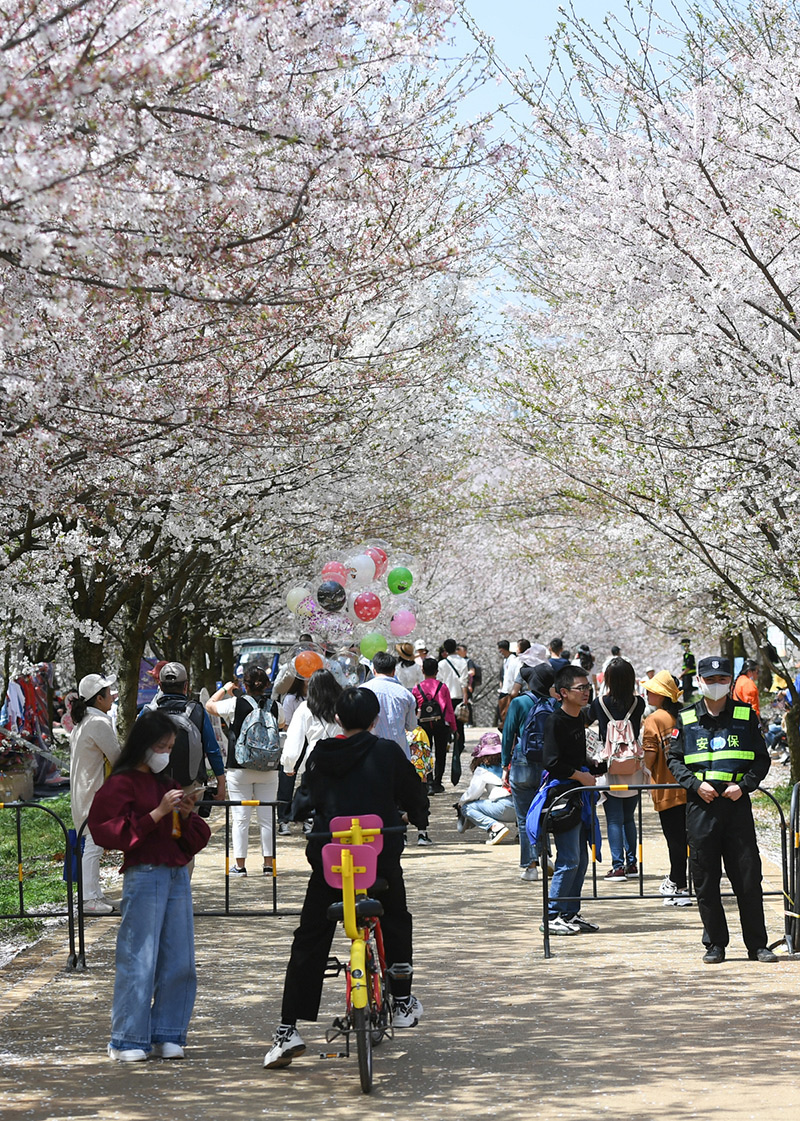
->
[540,915,581,936]
[417,832,433,846]
[263,1024,306,1069]
[431,782,445,794]
[392,995,423,1028]
[663,889,693,907]
[624,861,638,876]
[263,864,273,875]
[748,947,779,962]
[486,824,511,846]
[569,913,600,933]
[229,866,247,877]
[520,865,539,882]
[108,1044,148,1062]
[604,867,627,881]
[702,944,726,964]
[151,1042,185,1059]
[83,899,115,915]
[659,875,678,896]
[277,822,291,836]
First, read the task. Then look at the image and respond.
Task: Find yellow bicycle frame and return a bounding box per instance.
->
[329,820,382,1010]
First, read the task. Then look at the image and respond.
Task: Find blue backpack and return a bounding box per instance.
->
[518,696,558,764]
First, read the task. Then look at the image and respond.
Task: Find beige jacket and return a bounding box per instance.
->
[69,709,121,827]
[642,707,685,812]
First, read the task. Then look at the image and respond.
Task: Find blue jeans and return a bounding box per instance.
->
[549,822,589,919]
[462,796,516,831]
[509,759,542,868]
[603,795,638,870]
[110,863,197,1052]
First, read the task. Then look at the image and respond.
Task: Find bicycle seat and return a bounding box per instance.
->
[326,897,384,923]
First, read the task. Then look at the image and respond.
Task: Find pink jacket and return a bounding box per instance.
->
[413,679,457,732]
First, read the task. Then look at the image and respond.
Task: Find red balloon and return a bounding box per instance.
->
[353,590,382,622]
[365,546,388,578]
[321,561,348,587]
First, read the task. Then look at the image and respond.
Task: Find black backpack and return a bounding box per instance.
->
[418,682,446,727]
[154,695,207,786]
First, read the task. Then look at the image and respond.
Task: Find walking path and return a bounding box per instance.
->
[1,727,797,1120]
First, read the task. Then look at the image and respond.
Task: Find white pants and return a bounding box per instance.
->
[225,767,279,861]
[81,827,105,902]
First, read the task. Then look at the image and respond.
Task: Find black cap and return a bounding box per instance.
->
[522,662,556,698]
[697,656,732,678]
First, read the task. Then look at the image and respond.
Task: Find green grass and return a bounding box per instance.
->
[753,784,793,812]
[0,793,74,940]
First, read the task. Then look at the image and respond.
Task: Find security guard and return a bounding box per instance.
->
[667,655,777,964]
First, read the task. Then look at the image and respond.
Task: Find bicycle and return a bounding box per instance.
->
[319,814,396,1093]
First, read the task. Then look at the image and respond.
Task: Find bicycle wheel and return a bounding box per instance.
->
[353,1005,373,1093]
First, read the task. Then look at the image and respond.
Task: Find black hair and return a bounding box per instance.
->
[112,710,177,775]
[497,640,510,651]
[610,645,621,656]
[554,664,589,693]
[442,638,457,655]
[577,649,595,672]
[517,638,531,653]
[562,648,572,661]
[604,657,636,705]
[335,686,380,731]
[70,687,110,726]
[422,656,439,677]
[739,659,759,675]
[372,651,397,675]
[243,664,270,694]
[306,668,342,723]
[550,637,564,655]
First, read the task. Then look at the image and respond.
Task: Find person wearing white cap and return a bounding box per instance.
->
[69,673,120,914]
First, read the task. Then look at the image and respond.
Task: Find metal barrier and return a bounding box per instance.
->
[538,782,791,959]
[0,800,79,970]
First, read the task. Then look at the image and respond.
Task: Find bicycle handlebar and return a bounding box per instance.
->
[307,824,409,841]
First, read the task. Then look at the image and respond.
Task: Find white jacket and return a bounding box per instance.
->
[280,701,338,778]
[460,765,511,805]
[69,708,120,827]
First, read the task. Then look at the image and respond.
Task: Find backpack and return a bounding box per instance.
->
[598,695,643,775]
[518,696,557,764]
[154,696,206,786]
[468,658,483,689]
[417,682,446,728]
[234,695,281,770]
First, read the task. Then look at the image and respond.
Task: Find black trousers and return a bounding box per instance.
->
[658,803,688,889]
[280,858,413,1024]
[686,796,768,952]
[681,674,694,704]
[428,724,451,785]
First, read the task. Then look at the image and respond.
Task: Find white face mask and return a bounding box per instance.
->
[145,749,171,774]
[698,680,730,702]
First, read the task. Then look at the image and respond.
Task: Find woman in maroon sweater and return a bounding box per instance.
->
[88,710,210,1063]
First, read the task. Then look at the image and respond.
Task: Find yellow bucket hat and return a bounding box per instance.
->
[645,670,680,703]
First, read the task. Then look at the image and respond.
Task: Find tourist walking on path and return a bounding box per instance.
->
[88,710,211,1061]
[363,650,418,757]
[413,657,457,792]
[667,655,777,964]
[438,639,470,782]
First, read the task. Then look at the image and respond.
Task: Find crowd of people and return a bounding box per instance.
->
[63,630,784,1068]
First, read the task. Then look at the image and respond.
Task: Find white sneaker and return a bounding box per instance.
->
[664,890,693,907]
[540,915,581,936]
[107,1044,148,1062]
[263,1025,306,1069]
[151,1042,185,1059]
[83,899,115,915]
[520,865,539,881]
[659,876,678,896]
[486,824,511,846]
[392,995,423,1028]
[570,912,600,933]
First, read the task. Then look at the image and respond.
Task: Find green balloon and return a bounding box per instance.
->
[360,632,388,660]
[387,566,413,594]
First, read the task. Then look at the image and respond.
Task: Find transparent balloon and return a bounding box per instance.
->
[288,642,326,679]
[346,553,377,589]
[390,610,417,637]
[286,584,313,614]
[387,566,413,595]
[320,560,349,587]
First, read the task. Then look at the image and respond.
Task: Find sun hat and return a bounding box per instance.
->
[644,670,680,703]
[472,731,502,758]
[395,643,416,663]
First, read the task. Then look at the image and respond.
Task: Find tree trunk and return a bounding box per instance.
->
[72,631,105,685]
[219,636,235,683]
[116,628,147,742]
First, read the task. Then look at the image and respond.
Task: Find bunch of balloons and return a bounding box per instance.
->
[284,539,420,669]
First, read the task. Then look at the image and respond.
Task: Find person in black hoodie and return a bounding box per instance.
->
[263,686,429,1070]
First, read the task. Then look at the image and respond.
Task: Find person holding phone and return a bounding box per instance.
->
[88,709,211,1062]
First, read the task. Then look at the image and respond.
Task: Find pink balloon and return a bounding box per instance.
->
[390,610,416,637]
[365,546,388,579]
[354,590,382,622]
[321,561,349,587]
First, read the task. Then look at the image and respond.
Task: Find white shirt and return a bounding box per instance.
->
[438,654,469,700]
[362,676,418,758]
[500,654,520,695]
[69,708,120,827]
[281,701,339,777]
[396,662,423,691]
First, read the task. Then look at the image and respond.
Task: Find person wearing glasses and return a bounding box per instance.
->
[541,665,605,935]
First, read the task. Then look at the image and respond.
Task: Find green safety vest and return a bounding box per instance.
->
[679,704,756,782]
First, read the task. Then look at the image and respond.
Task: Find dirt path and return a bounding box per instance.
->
[1,728,797,1120]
